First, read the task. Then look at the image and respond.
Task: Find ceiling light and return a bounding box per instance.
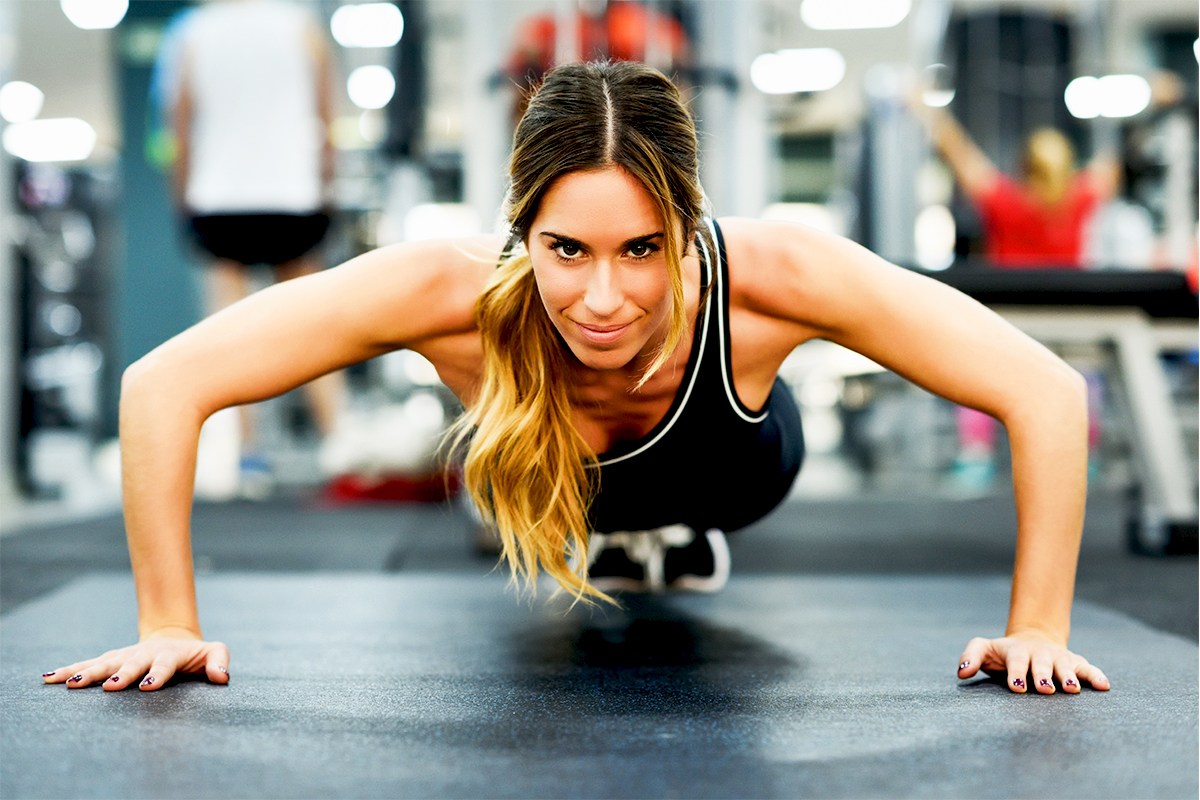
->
[3,118,97,162]
[1096,74,1151,118]
[0,81,45,123]
[800,0,911,31]
[1066,74,1151,119]
[751,49,846,94]
[60,0,128,30]
[331,3,404,48]
[1064,76,1100,119]
[347,65,396,109]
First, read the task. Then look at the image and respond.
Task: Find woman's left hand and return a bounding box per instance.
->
[956,632,1111,694]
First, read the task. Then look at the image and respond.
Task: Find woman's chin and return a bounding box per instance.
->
[566,342,637,372]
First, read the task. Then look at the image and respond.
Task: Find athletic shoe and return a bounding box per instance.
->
[585,525,730,594]
[663,528,730,593]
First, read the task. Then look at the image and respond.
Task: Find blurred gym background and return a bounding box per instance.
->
[0,0,1195,554]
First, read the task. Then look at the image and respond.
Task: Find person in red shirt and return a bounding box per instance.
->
[922,109,1119,268]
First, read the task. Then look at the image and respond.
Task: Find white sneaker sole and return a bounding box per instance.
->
[667,529,730,593]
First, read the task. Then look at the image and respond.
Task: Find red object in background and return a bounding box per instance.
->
[322,471,460,505]
[506,1,689,84]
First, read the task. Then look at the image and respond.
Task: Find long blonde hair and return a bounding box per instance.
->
[449,61,709,604]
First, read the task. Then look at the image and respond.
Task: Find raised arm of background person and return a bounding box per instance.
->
[916,103,1001,201]
[720,217,1109,695]
[42,237,500,692]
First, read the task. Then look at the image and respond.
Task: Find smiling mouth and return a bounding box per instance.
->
[574,322,631,345]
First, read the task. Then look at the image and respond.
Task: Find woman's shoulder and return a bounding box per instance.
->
[712,215,908,338]
[711,216,838,341]
[713,216,830,292]
[361,234,506,298]
[328,234,506,344]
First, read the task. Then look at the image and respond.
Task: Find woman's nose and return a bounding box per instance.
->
[583,263,623,317]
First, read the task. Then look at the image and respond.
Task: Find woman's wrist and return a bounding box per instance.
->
[139,624,203,641]
[1004,622,1069,647]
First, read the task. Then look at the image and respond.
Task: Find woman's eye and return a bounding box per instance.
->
[628,243,657,259]
[553,242,581,258]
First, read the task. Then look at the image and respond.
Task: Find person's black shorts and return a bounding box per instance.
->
[187,212,331,267]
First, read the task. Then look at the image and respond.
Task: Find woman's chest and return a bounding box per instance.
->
[570,374,680,456]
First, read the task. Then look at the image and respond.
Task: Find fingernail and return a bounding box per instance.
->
[1065,679,1078,687]
[42,672,56,678]
[959,661,970,671]
[68,674,83,683]
[1012,678,1025,688]
[108,676,120,683]
[140,676,155,687]
[1039,678,1052,688]
[217,666,228,675]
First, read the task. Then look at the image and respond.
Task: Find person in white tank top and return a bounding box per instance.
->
[169,0,343,484]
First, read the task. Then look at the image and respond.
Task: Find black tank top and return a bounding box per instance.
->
[588,219,805,534]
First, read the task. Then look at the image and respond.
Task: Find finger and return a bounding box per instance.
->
[42,659,98,685]
[42,667,74,684]
[64,663,114,689]
[1005,648,1030,693]
[139,657,179,692]
[204,642,231,684]
[1075,661,1111,691]
[104,658,153,692]
[1054,657,1081,694]
[1031,654,1056,695]
[957,637,991,679]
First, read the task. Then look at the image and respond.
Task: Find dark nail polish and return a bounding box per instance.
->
[1013,678,1025,688]
[1039,678,1052,687]
[108,676,120,683]
[959,661,970,670]
[1065,679,1078,687]
[42,672,56,678]
[68,674,83,683]
[140,676,155,687]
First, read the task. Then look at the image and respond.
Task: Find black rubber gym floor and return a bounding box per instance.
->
[2,489,1197,799]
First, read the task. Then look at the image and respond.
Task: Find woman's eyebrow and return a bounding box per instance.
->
[536,231,664,248]
[622,232,665,248]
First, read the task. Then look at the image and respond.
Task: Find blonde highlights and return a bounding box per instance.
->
[450,61,707,603]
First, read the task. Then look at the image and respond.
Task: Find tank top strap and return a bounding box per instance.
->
[705,218,769,423]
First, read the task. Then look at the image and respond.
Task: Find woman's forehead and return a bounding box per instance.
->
[533,166,665,239]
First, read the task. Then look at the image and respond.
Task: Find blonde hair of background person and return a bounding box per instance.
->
[43,61,1109,697]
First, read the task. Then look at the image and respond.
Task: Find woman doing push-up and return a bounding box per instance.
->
[43,61,1109,696]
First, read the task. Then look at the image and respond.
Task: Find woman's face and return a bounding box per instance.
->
[527,165,674,373]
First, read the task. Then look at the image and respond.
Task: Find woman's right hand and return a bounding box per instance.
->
[41,628,230,692]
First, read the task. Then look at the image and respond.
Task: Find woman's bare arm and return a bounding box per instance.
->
[44,237,499,691]
[725,218,1109,694]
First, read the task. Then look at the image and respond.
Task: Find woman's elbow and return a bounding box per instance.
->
[1034,361,1089,428]
[119,351,203,421]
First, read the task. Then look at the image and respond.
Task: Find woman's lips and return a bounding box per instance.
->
[575,321,630,345]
